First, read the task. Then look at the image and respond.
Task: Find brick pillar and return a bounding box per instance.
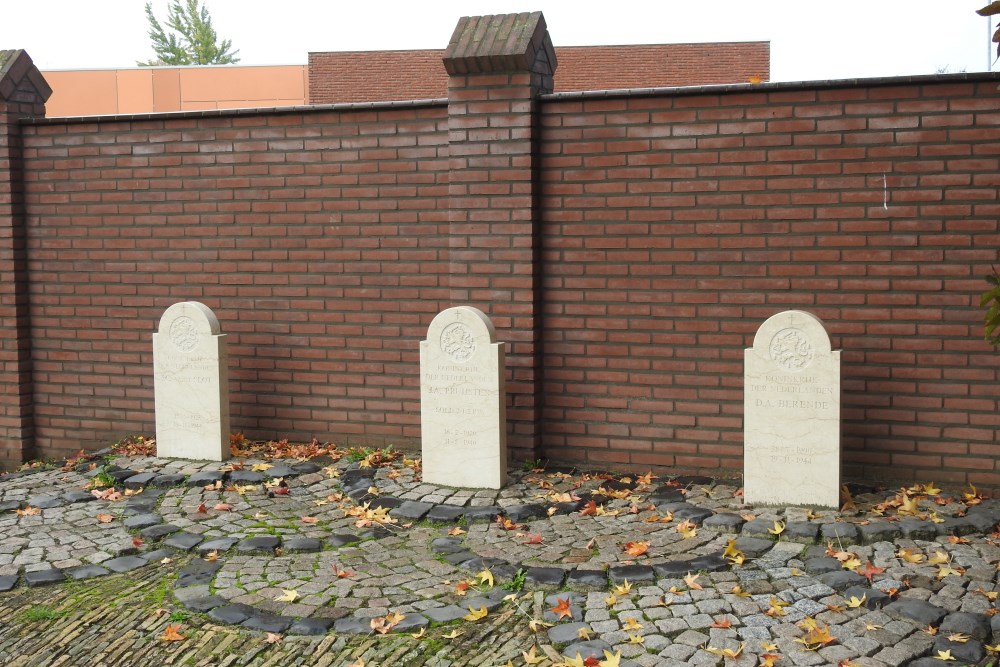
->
[0,51,49,470]
[443,13,556,462]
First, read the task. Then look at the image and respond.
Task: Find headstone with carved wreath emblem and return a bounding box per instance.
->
[420,306,506,488]
[744,310,840,507]
[153,301,230,461]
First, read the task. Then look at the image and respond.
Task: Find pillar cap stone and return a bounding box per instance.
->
[443,11,556,76]
[0,50,51,105]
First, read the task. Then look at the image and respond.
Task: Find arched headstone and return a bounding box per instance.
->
[153,302,230,461]
[744,310,840,507]
[420,306,506,489]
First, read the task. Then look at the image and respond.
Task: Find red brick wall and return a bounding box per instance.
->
[11,72,1000,489]
[538,78,1000,487]
[21,104,449,457]
[308,42,770,105]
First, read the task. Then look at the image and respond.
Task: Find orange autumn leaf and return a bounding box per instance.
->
[196,503,207,513]
[550,597,574,620]
[710,617,733,629]
[495,516,520,531]
[523,533,544,545]
[160,624,186,642]
[132,536,144,548]
[684,572,703,590]
[579,500,599,516]
[623,541,649,558]
[96,513,114,524]
[301,516,319,524]
[332,564,355,578]
[856,561,885,583]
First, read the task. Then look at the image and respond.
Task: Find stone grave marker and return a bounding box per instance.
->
[153,301,230,461]
[744,310,840,507]
[420,306,506,489]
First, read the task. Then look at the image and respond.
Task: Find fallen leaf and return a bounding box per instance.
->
[623,541,649,558]
[370,611,405,635]
[846,594,867,609]
[706,643,746,659]
[923,624,939,636]
[265,632,282,644]
[897,548,925,563]
[759,653,782,667]
[947,632,970,643]
[599,650,622,667]
[213,503,233,512]
[332,564,355,578]
[522,645,544,664]
[528,619,552,632]
[628,633,644,645]
[463,606,488,622]
[935,649,956,661]
[577,627,593,640]
[856,561,885,583]
[96,513,114,524]
[769,520,786,536]
[477,569,494,588]
[274,589,299,603]
[794,623,836,651]
[550,597,574,620]
[160,624,186,642]
[684,572,702,590]
[300,516,319,524]
[132,536,144,548]
[160,557,173,565]
[204,550,219,562]
[710,617,733,628]
[410,628,426,639]
[612,579,632,596]
[623,617,643,631]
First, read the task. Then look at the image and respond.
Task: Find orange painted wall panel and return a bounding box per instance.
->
[42,65,307,117]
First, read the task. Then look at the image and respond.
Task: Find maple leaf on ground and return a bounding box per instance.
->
[676,519,697,539]
[463,606,488,622]
[846,594,866,609]
[550,597,574,620]
[579,500,599,516]
[623,617,643,631]
[935,649,956,661]
[856,561,885,583]
[623,541,649,558]
[274,589,299,603]
[370,611,405,635]
[447,526,466,536]
[196,503,207,513]
[947,535,970,545]
[300,516,319,524]
[213,503,233,512]
[769,520,786,536]
[522,533,544,545]
[477,569,494,587]
[204,550,219,562]
[612,579,632,596]
[132,536,144,548]
[96,513,114,524]
[454,581,472,596]
[684,572,703,590]
[528,619,552,632]
[598,650,622,667]
[264,632,282,644]
[947,632,970,643]
[495,516,520,531]
[795,624,837,650]
[759,653,782,667]
[710,617,733,628]
[522,645,544,664]
[160,624,186,642]
[332,564,355,578]
[897,548,925,563]
[706,643,746,659]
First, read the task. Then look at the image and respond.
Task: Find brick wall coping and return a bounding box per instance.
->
[540,70,1000,101]
[22,97,449,125]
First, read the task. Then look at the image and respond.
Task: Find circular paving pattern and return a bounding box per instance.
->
[2,450,1000,666]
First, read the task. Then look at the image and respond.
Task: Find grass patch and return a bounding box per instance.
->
[21,605,63,622]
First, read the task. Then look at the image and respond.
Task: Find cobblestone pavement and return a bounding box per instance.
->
[1,448,1000,667]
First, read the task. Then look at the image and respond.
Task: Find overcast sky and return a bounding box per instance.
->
[1,0,993,82]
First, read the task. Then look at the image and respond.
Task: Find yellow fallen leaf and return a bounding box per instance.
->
[409,628,426,639]
[706,643,746,659]
[865,623,882,631]
[623,617,643,631]
[947,632,970,643]
[599,650,622,667]
[463,606,488,622]
[846,594,866,608]
[527,619,552,632]
[442,629,463,639]
[612,579,632,596]
[522,645,544,664]
[577,627,593,640]
[769,520,786,536]
[628,633,644,644]
[684,572,702,590]
[447,527,466,536]
[935,649,956,661]
[897,548,925,563]
[274,589,299,603]
[605,593,618,607]
[759,653,782,667]
[477,569,494,588]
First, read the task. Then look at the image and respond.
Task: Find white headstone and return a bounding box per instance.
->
[420,306,506,489]
[744,310,840,507]
[153,301,230,461]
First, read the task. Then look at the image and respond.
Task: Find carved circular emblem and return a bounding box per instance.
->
[440,322,476,363]
[769,327,814,371]
[169,316,199,352]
